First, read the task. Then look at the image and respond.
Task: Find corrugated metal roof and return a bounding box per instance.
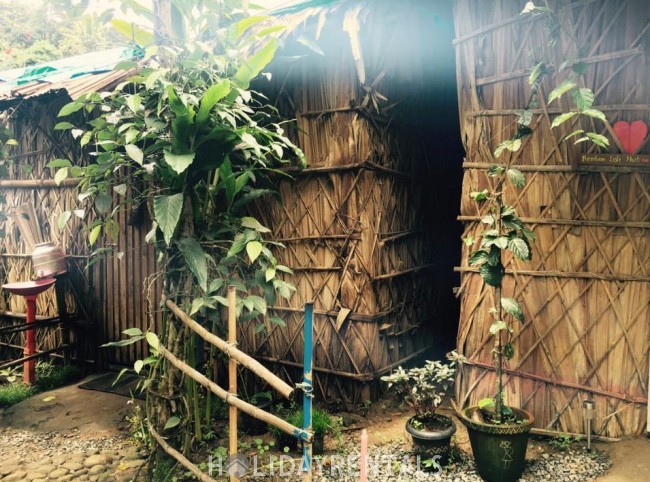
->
[0,69,135,107]
[0,46,140,109]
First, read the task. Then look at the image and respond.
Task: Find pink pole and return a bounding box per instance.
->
[360,429,368,482]
[24,295,37,384]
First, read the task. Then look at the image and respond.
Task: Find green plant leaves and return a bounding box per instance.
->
[470,190,489,202]
[163,150,195,175]
[164,416,180,431]
[178,237,209,292]
[501,297,524,322]
[506,168,525,188]
[508,237,531,261]
[153,194,183,245]
[548,80,577,104]
[58,101,84,117]
[233,39,278,89]
[571,88,594,111]
[489,320,508,335]
[241,217,271,233]
[125,144,144,165]
[480,263,505,287]
[246,241,263,263]
[551,111,577,128]
[196,80,231,128]
[110,19,154,46]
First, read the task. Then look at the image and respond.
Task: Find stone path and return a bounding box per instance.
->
[0,377,148,482]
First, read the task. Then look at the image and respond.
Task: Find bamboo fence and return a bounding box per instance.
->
[454,0,649,437]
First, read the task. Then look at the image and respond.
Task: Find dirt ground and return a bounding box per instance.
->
[0,378,647,481]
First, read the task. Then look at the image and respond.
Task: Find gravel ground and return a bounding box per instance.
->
[240,441,612,482]
[0,419,148,482]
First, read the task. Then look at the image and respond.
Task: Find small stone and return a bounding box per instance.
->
[49,468,69,478]
[4,471,28,481]
[62,461,83,472]
[84,454,111,468]
[26,472,47,481]
[88,465,106,476]
[0,465,20,476]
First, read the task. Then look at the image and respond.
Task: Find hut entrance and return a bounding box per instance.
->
[246,0,464,406]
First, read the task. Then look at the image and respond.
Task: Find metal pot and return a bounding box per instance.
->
[32,242,67,279]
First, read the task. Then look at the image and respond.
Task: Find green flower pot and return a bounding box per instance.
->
[460,407,534,482]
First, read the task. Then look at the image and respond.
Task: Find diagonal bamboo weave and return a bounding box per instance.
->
[454,0,649,437]
[241,2,462,407]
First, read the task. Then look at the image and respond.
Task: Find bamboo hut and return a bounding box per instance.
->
[454,0,649,437]
[0,52,162,367]
[239,0,464,406]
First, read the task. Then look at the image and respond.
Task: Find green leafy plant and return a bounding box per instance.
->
[549,433,582,451]
[381,353,460,422]
[53,1,306,454]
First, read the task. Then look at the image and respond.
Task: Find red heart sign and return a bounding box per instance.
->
[613,120,648,154]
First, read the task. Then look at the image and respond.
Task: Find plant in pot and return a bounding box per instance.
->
[381,355,459,467]
[458,160,535,482]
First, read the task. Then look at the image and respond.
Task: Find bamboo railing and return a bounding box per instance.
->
[155,292,315,480]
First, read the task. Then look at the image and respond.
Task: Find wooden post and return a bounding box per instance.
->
[228,285,238,481]
[360,429,368,482]
[301,302,314,482]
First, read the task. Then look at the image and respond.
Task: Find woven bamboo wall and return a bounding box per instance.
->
[454,0,649,437]
[241,2,462,406]
[0,95,162,367]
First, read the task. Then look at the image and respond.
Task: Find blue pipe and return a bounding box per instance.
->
[301,302,314,475]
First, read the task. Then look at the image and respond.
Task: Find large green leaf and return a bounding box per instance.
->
[125,144,144,165]
[501,297,524,322]
[246,241,263,263]
[571,87,594,111]
[548,80,577,104]
[233,39,279,89]
[506,168,526,188]
[479,262,505,287]
[164,150,195,175]
[551,111,577,128]
[508,236,531,261]
[153,194,183,245]
[178,237,208,292]
[110,19,154,46]
[196,80,231,128]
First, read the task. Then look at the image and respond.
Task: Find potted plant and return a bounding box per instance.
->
[271,404,340,454]
[458,162,535,482]
[381,355,459,466]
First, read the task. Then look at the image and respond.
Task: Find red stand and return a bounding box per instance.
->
[24,294,37,384]
[2,278,56,385]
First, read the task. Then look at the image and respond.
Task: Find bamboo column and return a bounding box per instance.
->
[301,302,314,482]
[228,285,238,482]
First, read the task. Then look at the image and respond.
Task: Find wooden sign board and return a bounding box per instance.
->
[580,153,650,168]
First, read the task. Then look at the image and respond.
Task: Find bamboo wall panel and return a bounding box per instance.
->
[242,2,462,406]
[0,97,162,366]
[455,0,649,437]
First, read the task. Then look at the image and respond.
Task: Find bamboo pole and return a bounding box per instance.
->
[228,285,238,482]
[157,343,312,442]
[0,345,71,371]
[164,298,294,399]
[0,178,81,188]
[148,421,217,482]
[301,302,314,482]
